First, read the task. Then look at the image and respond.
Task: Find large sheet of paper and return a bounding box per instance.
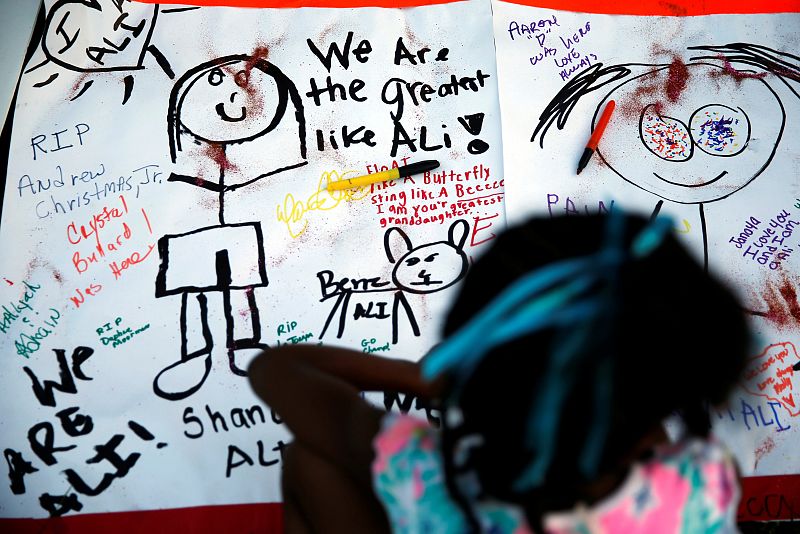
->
[0,0,504,518]
[493,0,800,481]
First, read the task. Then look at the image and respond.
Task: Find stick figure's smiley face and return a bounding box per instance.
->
[596,63,785,204]
[177,58,288,144]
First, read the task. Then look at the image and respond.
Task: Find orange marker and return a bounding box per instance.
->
[577,100,615,175]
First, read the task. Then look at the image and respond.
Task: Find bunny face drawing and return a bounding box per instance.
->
[317,219,472,344]
[386,219,470,295]
[595,62,785,205]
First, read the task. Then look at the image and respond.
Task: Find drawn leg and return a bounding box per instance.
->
[318,294,343,340]
[318,292,351,340]
[225,288,269,376]
[391,292,420,345]
[699,203,709,273]
[153,292,213,400]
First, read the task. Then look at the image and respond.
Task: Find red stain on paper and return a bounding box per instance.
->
[753,436,776,470]
[205,144,237,172]
[761,275,800,328]
[712,55,769,83]
[665,57,690,102]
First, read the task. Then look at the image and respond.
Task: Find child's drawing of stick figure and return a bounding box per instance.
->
[153,53,307,401]
[532,43,798,271]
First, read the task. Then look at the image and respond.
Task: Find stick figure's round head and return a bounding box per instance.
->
[173,56,289,145]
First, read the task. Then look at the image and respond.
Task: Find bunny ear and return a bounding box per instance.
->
[384,227,413,263]
[448,219,469,251]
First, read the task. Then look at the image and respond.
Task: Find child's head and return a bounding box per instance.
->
[423,212,750,526]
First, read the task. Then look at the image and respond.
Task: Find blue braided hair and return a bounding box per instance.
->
[423,212,750,529]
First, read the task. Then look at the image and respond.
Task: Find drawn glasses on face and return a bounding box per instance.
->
[592,62,785,205]
[639,103,751,162]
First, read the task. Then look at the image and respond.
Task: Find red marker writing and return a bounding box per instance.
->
[577,100,615,175]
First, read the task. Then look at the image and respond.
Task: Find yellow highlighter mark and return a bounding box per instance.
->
[277,170,370,238]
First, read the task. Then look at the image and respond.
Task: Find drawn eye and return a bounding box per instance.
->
[208,68,225,86]
[405,257,420,266]
[639,105,693,162]
[424,253,439,262]
[234,70,251,88]
[690,105,750,157]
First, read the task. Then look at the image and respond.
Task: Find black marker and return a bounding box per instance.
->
[327,160,441,191]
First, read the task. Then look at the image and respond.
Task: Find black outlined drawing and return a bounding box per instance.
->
[153,53,307,401]
[167,54,308,195]
[532,43,799,270]
[318,219,469,344]
[25,0,175,104]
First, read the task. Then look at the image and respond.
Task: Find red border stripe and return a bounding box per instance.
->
[0,503,283,534]
[495,0,799,15]
[137,0,464,7]
[738,474,800,522]
[1,475,798,531]
[135,0,800,14]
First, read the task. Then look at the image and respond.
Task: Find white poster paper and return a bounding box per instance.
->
[0,0,504,517]
[493,0,800,479]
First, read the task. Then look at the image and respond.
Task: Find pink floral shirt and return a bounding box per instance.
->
[372,414,740,534]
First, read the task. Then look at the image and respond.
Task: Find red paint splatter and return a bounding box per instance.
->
[619,77,663,118]
[24,258,44,282]
[197,191,219,211]
[657,0,688,15]
[316,23,336,45]
[761,274,800,327]
[710,55,769,83]
[754,436,776,470]
[3,278,13,286]
[52,270,63,284]
[205,144,237,172]
[238,288,255,319]
[244,46,269,78]
[233,45,270,100]
[650,44,675,58]
[68,72,93,100]
[233,70,250,88]
[665,57,690,102]
[218,48,268,120]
